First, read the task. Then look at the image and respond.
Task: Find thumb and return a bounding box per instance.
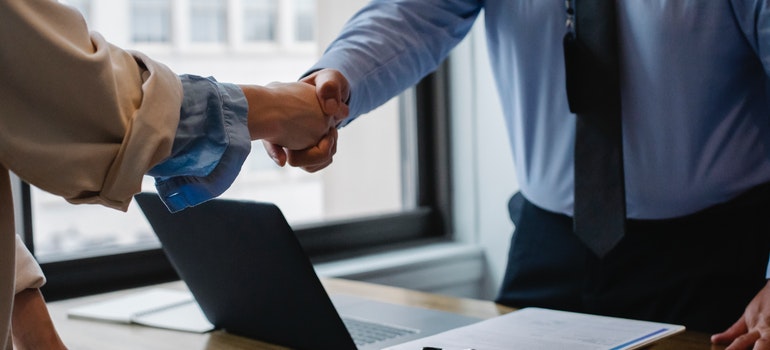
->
[314,70,350,118]
[712,315,749,344]
[262,140,287,167]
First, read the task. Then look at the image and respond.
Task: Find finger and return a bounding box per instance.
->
[713,316,750,345]
[755,336,770,350]
[261,140,287,167]
[725,331,761,350]
[330,127,338,156]
[286,129,336,168]
[302,128,339,172]
[302,158,333,173]
[310,70,351,120]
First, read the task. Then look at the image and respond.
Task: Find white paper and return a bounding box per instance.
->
[68,289,213,333]
[383,307,685,350]
[132,301,214,333]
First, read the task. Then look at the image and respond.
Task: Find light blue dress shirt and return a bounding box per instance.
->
[310,1,770,273]
[148,75,251,212]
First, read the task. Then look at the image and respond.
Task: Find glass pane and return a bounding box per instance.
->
[243,0,277,42]
[295,0,315,42]
[131,0,171,43]
[190,0,227,43]
[31,180,158,258]
[32,0,408,260]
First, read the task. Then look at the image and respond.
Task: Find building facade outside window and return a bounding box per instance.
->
[30,0,411,262]
[242,0,278,42]
[130,0,172,43]
[189,0,227,43]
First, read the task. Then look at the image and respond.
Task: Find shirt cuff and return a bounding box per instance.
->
[15,235,45,294]
[149,75,251,212]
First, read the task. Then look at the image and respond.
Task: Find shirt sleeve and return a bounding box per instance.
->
[308,0,482,125]
[14,236,44,294]
[730,0,770,76]
[148,75,251,212]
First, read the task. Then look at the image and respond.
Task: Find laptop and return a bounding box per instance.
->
[134,193,480,350]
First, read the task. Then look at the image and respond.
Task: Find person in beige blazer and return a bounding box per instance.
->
[0,0,343,349]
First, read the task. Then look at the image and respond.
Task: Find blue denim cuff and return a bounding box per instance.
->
[151,75,251,212]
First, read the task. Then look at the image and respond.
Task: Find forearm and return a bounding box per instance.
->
[12,289,66,350]
[148,75,250,212]
[238,82,328,147]
[309,0,481,121]
[148,78,327,212]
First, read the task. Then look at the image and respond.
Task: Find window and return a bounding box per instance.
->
[190,0,227,43]
[243,0,278,42]
[131,0,172,43]
[294,0,315,42]
[27,0,451,300]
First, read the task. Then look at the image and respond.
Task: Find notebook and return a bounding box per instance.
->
[134,193,480,350]
[67,288,215,333]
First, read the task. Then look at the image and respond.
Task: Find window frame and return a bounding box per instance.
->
[31,64,453,301]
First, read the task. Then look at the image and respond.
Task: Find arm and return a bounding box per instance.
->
[0,0,330,211]
[12,289,66,350]
[0,0,327,347]
[310,0,482,123]
[148,77,330,212]
[12,236,65,350]
[265,0,482,169]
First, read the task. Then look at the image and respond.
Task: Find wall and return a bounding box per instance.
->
[450,15,518,299]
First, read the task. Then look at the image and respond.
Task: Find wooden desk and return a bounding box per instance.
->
[47,279,722,349]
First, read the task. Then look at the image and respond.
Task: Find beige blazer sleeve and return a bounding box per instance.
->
[0,0,185,348]
[0,0,183,210]
[14,236,45,295]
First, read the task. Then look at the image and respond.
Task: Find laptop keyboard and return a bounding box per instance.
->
[342,317,419,346]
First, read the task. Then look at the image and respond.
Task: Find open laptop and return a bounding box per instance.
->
[134,193,480,350]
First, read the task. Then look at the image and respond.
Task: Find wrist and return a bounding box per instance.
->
[239,84,280,141]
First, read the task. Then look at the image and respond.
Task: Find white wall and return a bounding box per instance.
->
[450,15,518,299]
[316,0,404,220]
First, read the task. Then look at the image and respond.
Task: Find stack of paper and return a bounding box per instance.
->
[384,307,685,350]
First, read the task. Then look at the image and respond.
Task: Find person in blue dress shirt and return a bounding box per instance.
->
[263,1,770,349]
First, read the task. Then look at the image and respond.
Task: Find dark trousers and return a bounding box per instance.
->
[496,185,770,333]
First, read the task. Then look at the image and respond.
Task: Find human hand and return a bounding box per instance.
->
[12,288,67,350]
[240,81,334,152]
[711,280,770,349]
[263,69,350,171]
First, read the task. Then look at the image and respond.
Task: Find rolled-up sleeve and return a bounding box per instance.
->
[149,75,251,212]
[0,0,251,212]
[14,236,44,294]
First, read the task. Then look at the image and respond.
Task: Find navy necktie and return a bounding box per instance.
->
[563,0,626,257]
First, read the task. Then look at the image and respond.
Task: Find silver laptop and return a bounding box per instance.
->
[135,193,479,350]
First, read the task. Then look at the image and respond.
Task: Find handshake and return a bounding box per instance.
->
[239,69,349,173]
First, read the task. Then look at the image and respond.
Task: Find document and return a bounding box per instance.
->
[383,307,685,350]
[67,289,214,333]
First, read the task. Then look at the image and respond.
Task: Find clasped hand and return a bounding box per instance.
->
[259,69,350,172]
[239,77,346,166]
